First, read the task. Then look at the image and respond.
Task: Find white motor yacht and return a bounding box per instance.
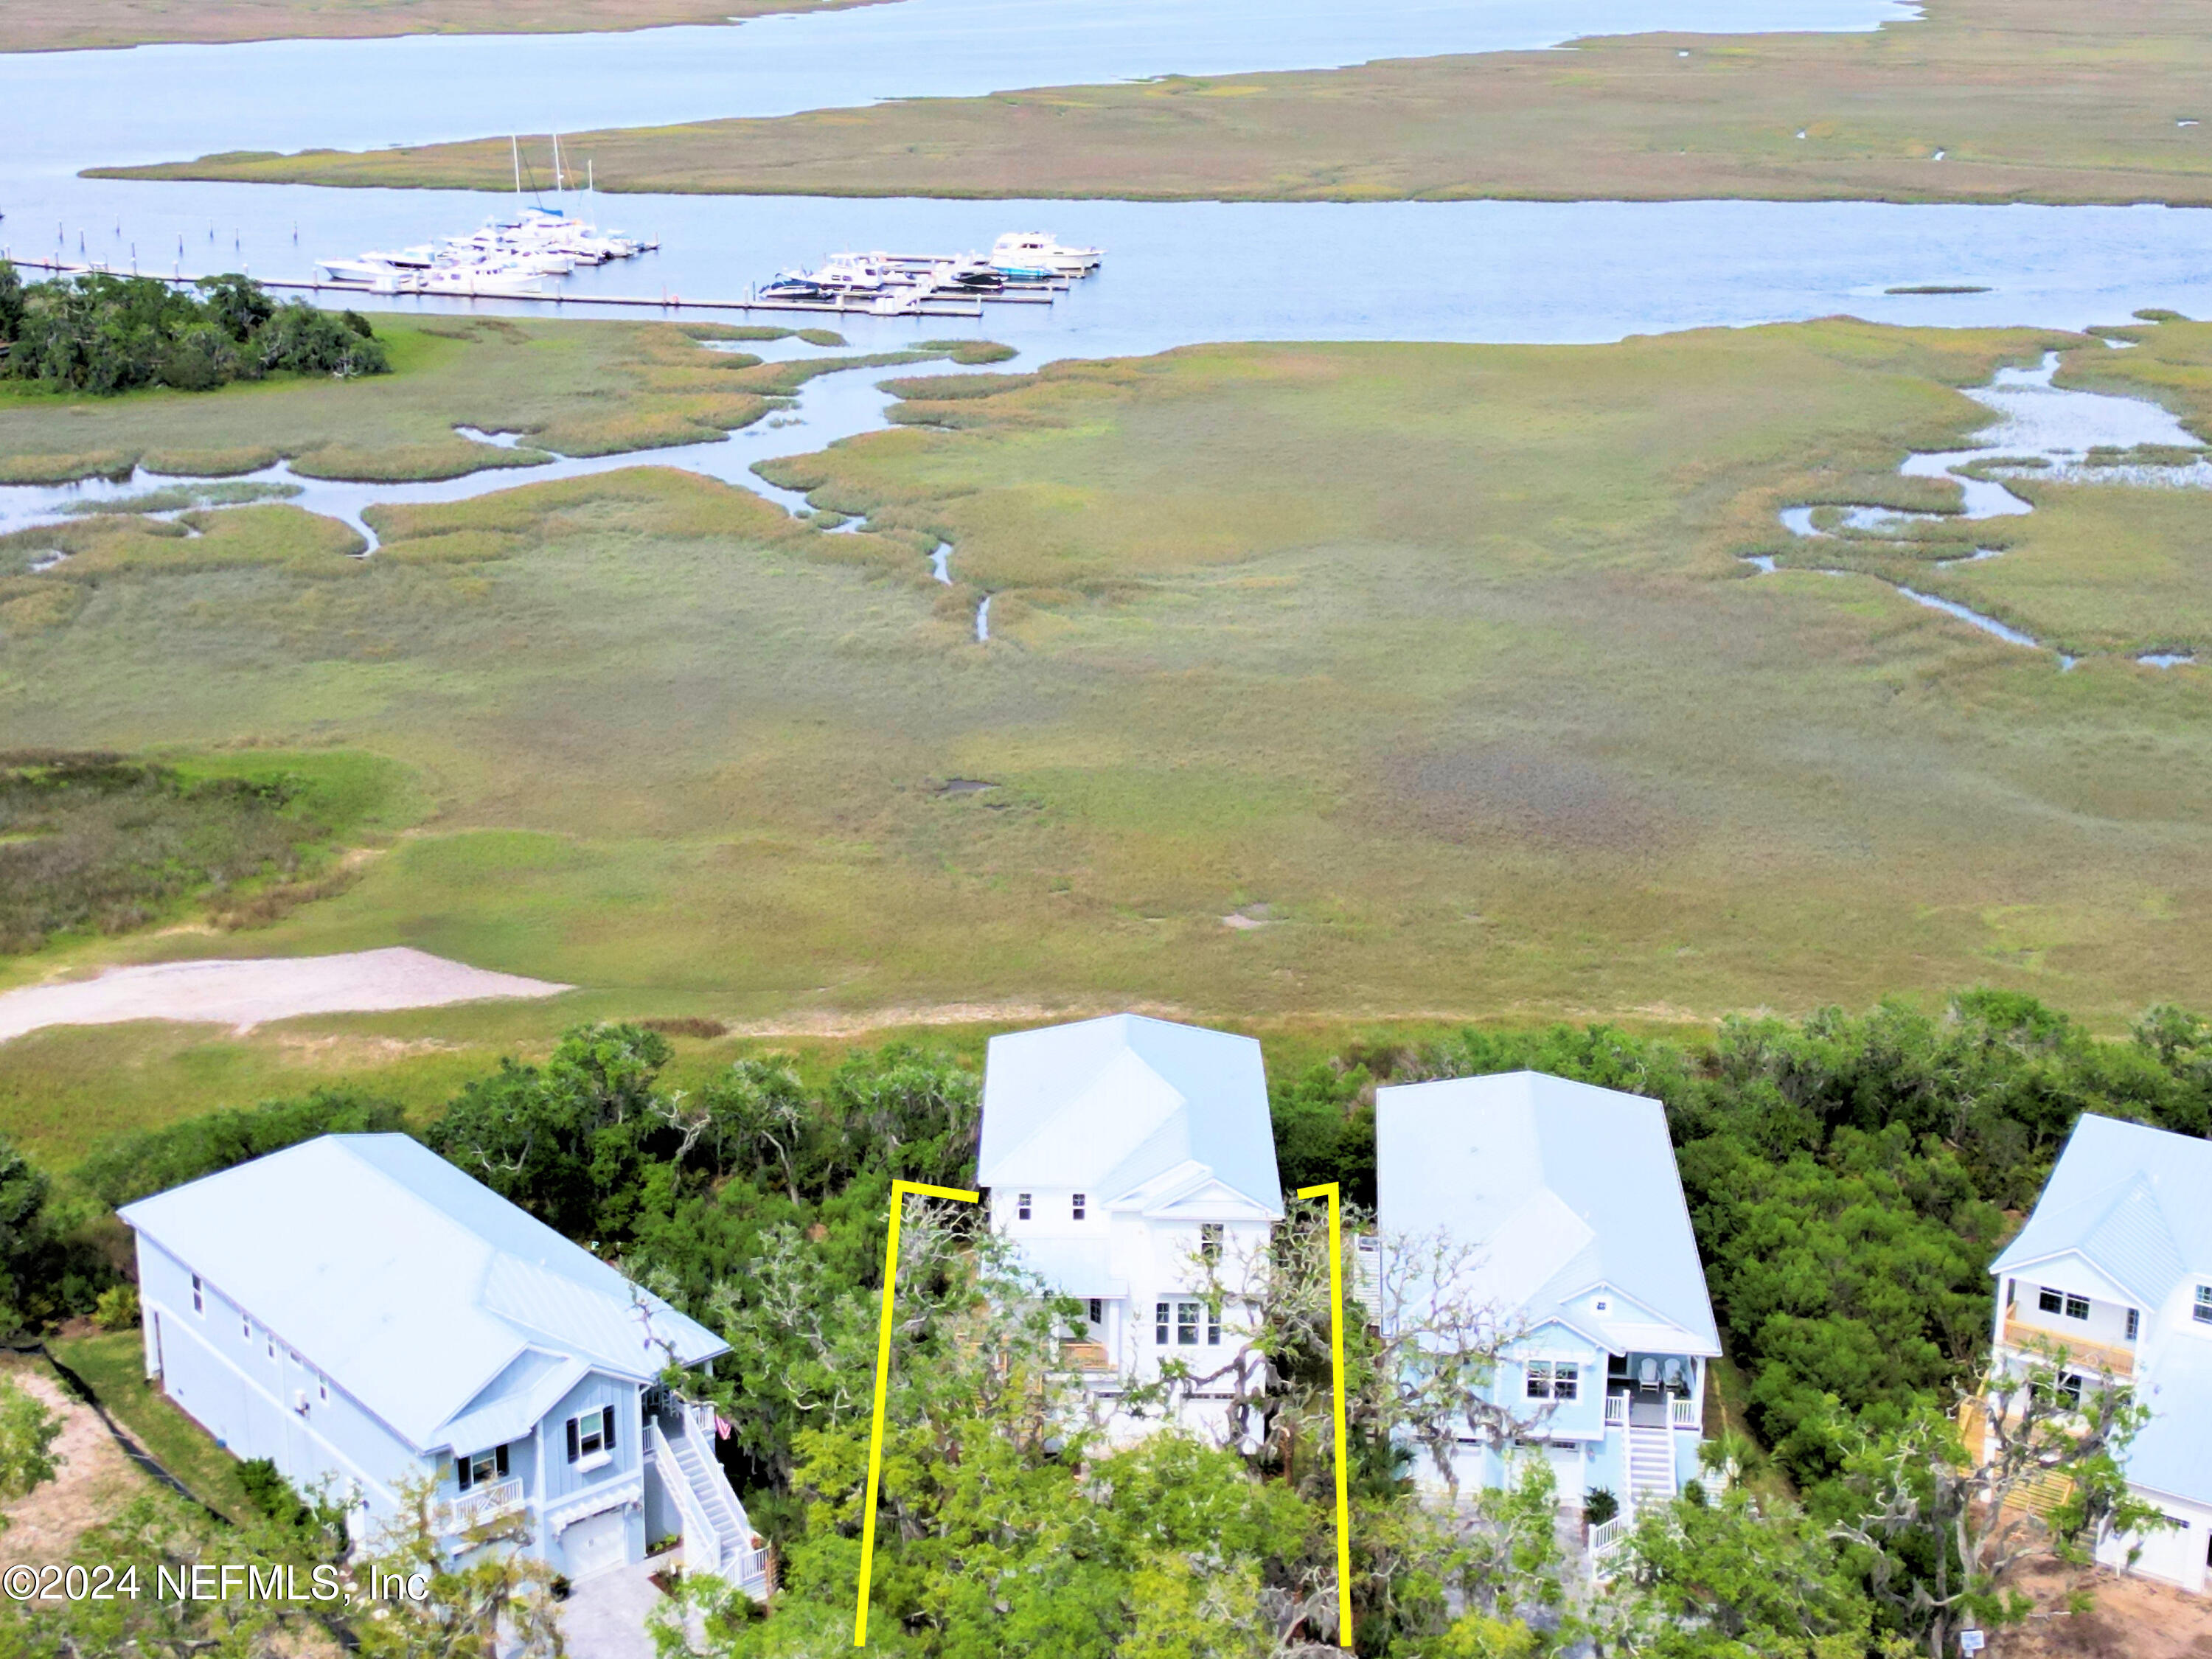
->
[988,231,1102,277]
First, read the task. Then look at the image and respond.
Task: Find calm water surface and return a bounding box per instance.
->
[1,0,1913,174]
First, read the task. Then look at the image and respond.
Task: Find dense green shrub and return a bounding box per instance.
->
[0,263,386,394]
[76,1088,406,1208]
[1273,993,2212,1496]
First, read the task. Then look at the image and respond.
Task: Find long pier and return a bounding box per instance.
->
[0,256,1071,319]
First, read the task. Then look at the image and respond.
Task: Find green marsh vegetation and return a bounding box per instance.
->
[108,0,2212,209]
[0,313,888,485]
[0,266,386,396]
[0,751,403,957]
[0,0,889,55]
[8,316,2212,1055]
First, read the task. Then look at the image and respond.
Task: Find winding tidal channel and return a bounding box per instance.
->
[1766,349,2212,669]
[10,0,2212,649]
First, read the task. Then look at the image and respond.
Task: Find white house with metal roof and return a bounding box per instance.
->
[1376,1072,1720,1528]
[1988,1113,2212,1593]
[118,1134,769,1593]
[975,1014,1285,1437]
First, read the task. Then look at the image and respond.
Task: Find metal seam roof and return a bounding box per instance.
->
[1376,1071,1720,1356]
[119,1134,726,1452]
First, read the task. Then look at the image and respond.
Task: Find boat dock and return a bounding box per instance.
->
[1,257,992,317]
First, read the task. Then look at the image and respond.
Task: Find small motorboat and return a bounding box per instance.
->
[988,231,1102,278]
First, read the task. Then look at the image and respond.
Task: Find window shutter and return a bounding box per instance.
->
[495,1443,509,1478]
[566,1417,580,1463]
[603,1405,616,1450]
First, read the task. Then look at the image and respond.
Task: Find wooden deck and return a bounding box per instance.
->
[2000,1312,2135,1378]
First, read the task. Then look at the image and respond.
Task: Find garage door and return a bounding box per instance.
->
[561,1509,629,1581]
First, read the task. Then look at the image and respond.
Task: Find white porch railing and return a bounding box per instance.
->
[1588,1514,1630,1558]
[1603,1394,1627,1425]
[439,1477,524,1534]
[650,1421,720,1569]
[652,1413,774,1601]
[1670,1395,1701,1429]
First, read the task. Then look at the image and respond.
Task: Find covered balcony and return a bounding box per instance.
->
[1600,1352,1704,1431]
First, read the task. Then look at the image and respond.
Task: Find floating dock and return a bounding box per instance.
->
[1,257,992,318]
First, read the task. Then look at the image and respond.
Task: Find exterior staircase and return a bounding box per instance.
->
[1624,1416,1676,1517]
[653,1405,773,1599]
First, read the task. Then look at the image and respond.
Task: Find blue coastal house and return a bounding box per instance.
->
[118,1134,769,1593]
[1375,1072,1720,1533]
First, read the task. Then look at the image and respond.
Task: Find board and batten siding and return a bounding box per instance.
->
[540,1371,642,1503]
[136,1234,431,1514]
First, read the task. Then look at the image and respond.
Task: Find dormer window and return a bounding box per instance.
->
[566,1407,616,1470]
[1071,1193,1086,1221]
[2196,1285,2212,1325]
[1016,1193,1032,1221]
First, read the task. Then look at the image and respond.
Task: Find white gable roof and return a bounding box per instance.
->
[1375,1071,1719,1356]
[119,1134,725,1453]
[1992,1115,2212,1310]
[975,1014,1284,1215]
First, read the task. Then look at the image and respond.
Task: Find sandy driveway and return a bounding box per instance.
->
[0,947,570,1042]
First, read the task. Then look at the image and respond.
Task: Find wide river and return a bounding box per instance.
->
[2,0,2208,358]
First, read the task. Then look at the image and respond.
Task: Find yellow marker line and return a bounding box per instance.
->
[855,1178,979,1647]
[1296,1180,1353,1649]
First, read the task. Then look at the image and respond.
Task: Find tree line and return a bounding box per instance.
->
[0,264,387,394]
[3,989,2205,1655]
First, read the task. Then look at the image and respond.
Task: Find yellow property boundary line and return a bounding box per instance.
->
[855,1178,979,1647]
[1297,1180,1354,1649]
[851,1178,1352,1649]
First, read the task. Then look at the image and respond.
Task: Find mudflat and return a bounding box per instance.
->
[112,0,2212,206]
[0,0,888,55]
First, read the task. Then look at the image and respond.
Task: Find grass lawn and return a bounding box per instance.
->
[0,0,886,55]
[7,313,2212,1135]
[49,1329,254,1526]
[102,0,2212,208]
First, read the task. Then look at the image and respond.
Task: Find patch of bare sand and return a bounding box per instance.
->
[2002,1561,2212,1658]
[0,947,570,1043]
[0,1362,148,1567]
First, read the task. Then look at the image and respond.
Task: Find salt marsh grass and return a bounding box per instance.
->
[7,316,2212,1135]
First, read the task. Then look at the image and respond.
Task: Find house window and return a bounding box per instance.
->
[319,1380,329,1405]
[456,1444,510,1492]
[242,1316,252,1340]
[266,1338,276,1360]
[2126,1308,2140,1342]
[190,1276,204,1315]
[566,1407,617,1467]
[2038,1287,2090,1321]
[1526,1361,1580,1401]
[1157,1300,1214,1346]
[2196,1285,2212,1325]
[1087,1298,1104,1326]
[1016,1193,1032,1221]
[1072,1193,1087,1221]
[1200,1224,1223,1262]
